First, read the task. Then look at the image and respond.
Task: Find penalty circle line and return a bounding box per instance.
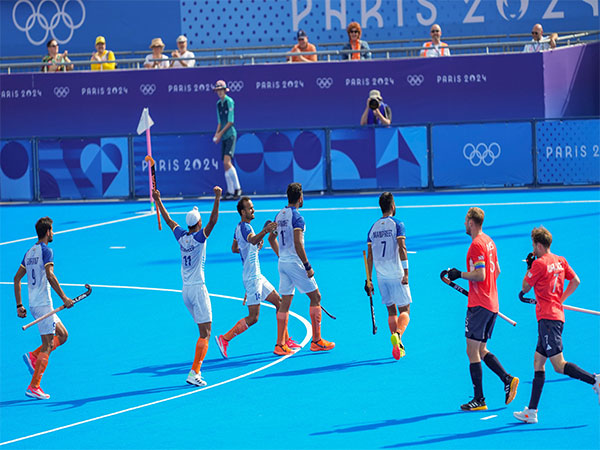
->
[0,283,311,447]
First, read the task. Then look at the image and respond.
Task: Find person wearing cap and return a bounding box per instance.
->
[90,36,116,71]
[421,24,451,57]
[288,29,317,62]
[144,37,169,69]
[360,89,392,126]
[213,80,242,200]
[341,22,371,60]
[171,35,195,68]
[152,185,222,387]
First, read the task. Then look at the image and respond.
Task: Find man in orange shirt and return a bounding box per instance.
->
[421,24,451,57]
[288,30,317,62]
[513,226,599,423]
[447,207,519,411]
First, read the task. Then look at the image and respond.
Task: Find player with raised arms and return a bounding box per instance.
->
[513,226,600,423]
[14,217,74,400]
[365,192,412,360]
[446,207,519,411]
[152,186,222,387]
[215,196,301,357]
[270,183,335,353]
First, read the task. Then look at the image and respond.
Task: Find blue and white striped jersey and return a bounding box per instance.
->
[234,222,261,282]
[173,226,207,285]
[367,216,406,280]
[274,206,305,263]
[20,243,53,307]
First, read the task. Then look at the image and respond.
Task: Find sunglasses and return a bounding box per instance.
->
[349,30,359,33]
[49,44,58,47]
[431,30,441,33]
[532,31,540,35]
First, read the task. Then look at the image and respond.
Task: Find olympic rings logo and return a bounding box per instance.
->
[12,0,85,46]
[228,81,244,92]
[53,86,69,97]
[139,84,156,96]
[406,74,424,86]
[463,142,502,167]
[316,77,333,89]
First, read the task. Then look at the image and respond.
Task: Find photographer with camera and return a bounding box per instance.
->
[360,90,392,126]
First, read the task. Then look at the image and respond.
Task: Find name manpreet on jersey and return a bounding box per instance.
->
[367,216,406,280]
[234,222,261,283]
[466,233,499,313]
[21,242,54,307]
[274,206,305,264]
[173,226,207,285]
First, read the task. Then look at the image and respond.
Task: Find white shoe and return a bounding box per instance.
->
[593,373,600,405]
[186,370,207,387]
[513,407,538,424]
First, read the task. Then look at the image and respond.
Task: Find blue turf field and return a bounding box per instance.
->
[1,189,599,449]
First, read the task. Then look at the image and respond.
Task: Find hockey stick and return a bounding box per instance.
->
[144,155,162,230]
[362,250,377,334]
[22,284,92,331]
[321,305,336,320]
[440,270,517,326]
[519,291,600,316]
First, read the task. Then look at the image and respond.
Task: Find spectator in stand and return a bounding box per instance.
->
[360,89,391,126]
[421,24,451,57]
[288,29,317,62]
[90,36,116,71]
[342,22,371,60]
[171,35,195,68]
[523,24,558,52]
[41,39,73,72]
[144,38,169,69]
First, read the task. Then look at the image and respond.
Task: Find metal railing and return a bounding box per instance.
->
[1,30,597,74]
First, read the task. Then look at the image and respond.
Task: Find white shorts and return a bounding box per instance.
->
[278,260,318,296]
[244,275,276,306]
[378,279,412,307]
[30,305,61,336]
[182,284,212,324]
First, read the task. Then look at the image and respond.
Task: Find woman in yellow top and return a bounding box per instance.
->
[90,36,116,71]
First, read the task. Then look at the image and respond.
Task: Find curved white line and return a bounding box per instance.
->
[0,283,312,447]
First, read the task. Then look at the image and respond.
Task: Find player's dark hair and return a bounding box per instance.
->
[287,182,303,204]
[35,217,53,239]
[531,226,552,248]
[467,207,484,226]
[379,192,394,213]
[237,196,251,215]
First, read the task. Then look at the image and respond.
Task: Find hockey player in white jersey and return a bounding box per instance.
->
[215,196,301,357]
[152,186,221,387]
[270,182,335,352]
[14,216,74,400]
[365,192,412,360]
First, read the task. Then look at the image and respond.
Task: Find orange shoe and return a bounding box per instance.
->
[310,339,335,352]
[274,344,294,356]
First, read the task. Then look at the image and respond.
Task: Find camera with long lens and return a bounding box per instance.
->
[368,98,380,110]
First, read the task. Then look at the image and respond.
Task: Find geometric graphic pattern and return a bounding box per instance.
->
[0,139,33,200]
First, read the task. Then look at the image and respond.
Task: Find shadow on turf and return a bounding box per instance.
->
[381,423,587,448]
[252,357,396,379]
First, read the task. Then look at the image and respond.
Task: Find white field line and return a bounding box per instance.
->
[0,282,311,447]
[480,415,498,420]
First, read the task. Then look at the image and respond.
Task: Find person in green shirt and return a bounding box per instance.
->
[213,80,242,200]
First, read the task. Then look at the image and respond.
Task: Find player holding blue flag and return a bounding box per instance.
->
[270,183,335,352]
[365,192,412,360]
[152,186,222,387]
[215,196,301,357]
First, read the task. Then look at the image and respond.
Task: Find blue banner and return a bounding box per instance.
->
[331,126,428,190]
[0,139,33,201]
[432,122,533,187]
[38,137,129,200]
[536,119,600,185]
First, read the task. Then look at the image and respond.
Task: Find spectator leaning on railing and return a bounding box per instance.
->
[342,22,371,60]
[523,24,558,52]
[41,39,73,72]
[90,36,116,71]
[360,89,391,126]
[421,24,451,57]
[171,35,195,68]
[144,38,169,69]
[288,29,317,62]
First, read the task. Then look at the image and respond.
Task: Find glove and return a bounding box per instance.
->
[526,252,536,270]
[364,279,374,296]
[447,268,462,281]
